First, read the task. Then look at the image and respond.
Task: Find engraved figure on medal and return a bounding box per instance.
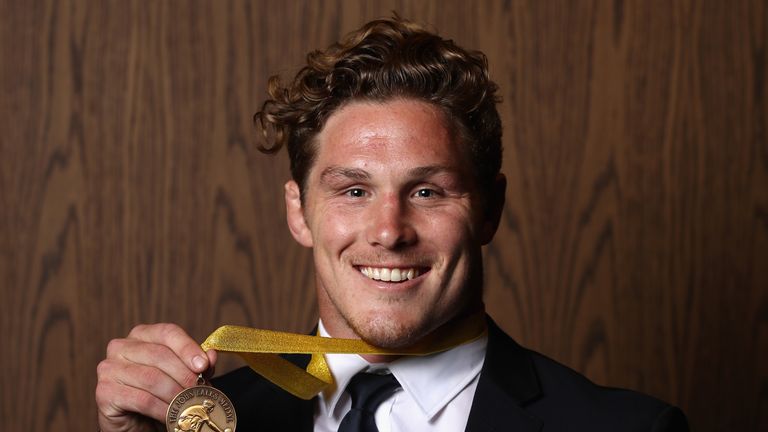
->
[166,374,236,432]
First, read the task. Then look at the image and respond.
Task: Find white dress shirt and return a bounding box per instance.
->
[313,320,488,432]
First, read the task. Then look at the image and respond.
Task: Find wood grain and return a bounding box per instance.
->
[1,1,765,430]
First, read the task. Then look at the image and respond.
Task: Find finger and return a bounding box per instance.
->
[107,338,201,389]
[127,323,210,373]
[203,349,218,380]
[98,358,185,404]
[205,348,217,365]
[96,377,168,424]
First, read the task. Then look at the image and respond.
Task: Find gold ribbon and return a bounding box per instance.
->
[201,313,487,400]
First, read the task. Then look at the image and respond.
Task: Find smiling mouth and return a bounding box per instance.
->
[359,266,426,282]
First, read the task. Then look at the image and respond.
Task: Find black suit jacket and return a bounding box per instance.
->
[212,318,688,431]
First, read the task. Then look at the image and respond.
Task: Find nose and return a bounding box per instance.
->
[365,193,417,249]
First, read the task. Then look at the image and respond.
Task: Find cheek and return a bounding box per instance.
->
[421,208,477,244]
[311,205,360,248]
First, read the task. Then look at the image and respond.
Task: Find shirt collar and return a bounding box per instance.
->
[317,320,487,421]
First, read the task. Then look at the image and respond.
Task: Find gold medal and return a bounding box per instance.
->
[166,375,237,432]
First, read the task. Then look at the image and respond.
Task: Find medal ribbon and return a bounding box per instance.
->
[201,313,487,400]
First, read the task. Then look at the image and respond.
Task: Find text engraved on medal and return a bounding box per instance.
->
[166,385,236,432]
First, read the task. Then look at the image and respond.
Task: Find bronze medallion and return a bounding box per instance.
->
[166,378,236,432]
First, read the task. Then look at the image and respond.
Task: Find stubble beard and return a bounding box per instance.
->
[342,283,482,350]
[347,310,424,349]
[331,290,441,349]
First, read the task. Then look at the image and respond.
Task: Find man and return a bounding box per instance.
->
[96,16,689,432]
[174,400,228,432]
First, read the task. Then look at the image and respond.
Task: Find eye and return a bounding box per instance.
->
[413,188,436,198]
[346,188,367,198]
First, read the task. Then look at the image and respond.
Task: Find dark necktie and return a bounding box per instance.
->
[338,372,401,432]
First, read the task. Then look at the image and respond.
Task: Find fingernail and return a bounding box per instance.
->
[192,355,206,371]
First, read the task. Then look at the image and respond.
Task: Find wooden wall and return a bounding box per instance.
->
[1,1,765,430]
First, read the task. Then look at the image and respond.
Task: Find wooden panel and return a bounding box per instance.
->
[1,1,765,430]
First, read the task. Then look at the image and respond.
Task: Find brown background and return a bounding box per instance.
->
[1,0,766,430]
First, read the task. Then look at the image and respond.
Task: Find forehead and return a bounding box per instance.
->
[311,99,467,173]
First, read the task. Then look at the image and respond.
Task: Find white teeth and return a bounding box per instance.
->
[360,266,422,282]
[391,269,401,281]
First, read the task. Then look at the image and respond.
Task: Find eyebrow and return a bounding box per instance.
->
[319,166,371,184]
[319,165,460,184]
[406,165,460,178]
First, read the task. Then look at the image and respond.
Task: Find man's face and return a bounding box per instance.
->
[285,99,502,348]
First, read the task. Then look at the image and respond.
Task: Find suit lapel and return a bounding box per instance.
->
[282,353,317,432]
[212,351,316,432]
[464,318,543,432]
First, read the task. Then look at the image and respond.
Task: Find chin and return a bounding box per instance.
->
[349,312,433,349]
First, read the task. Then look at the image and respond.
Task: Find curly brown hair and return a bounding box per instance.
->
[255,15,502,198]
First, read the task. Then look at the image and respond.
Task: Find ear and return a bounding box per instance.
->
[480,173,507,245]
[285,180,314,248]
